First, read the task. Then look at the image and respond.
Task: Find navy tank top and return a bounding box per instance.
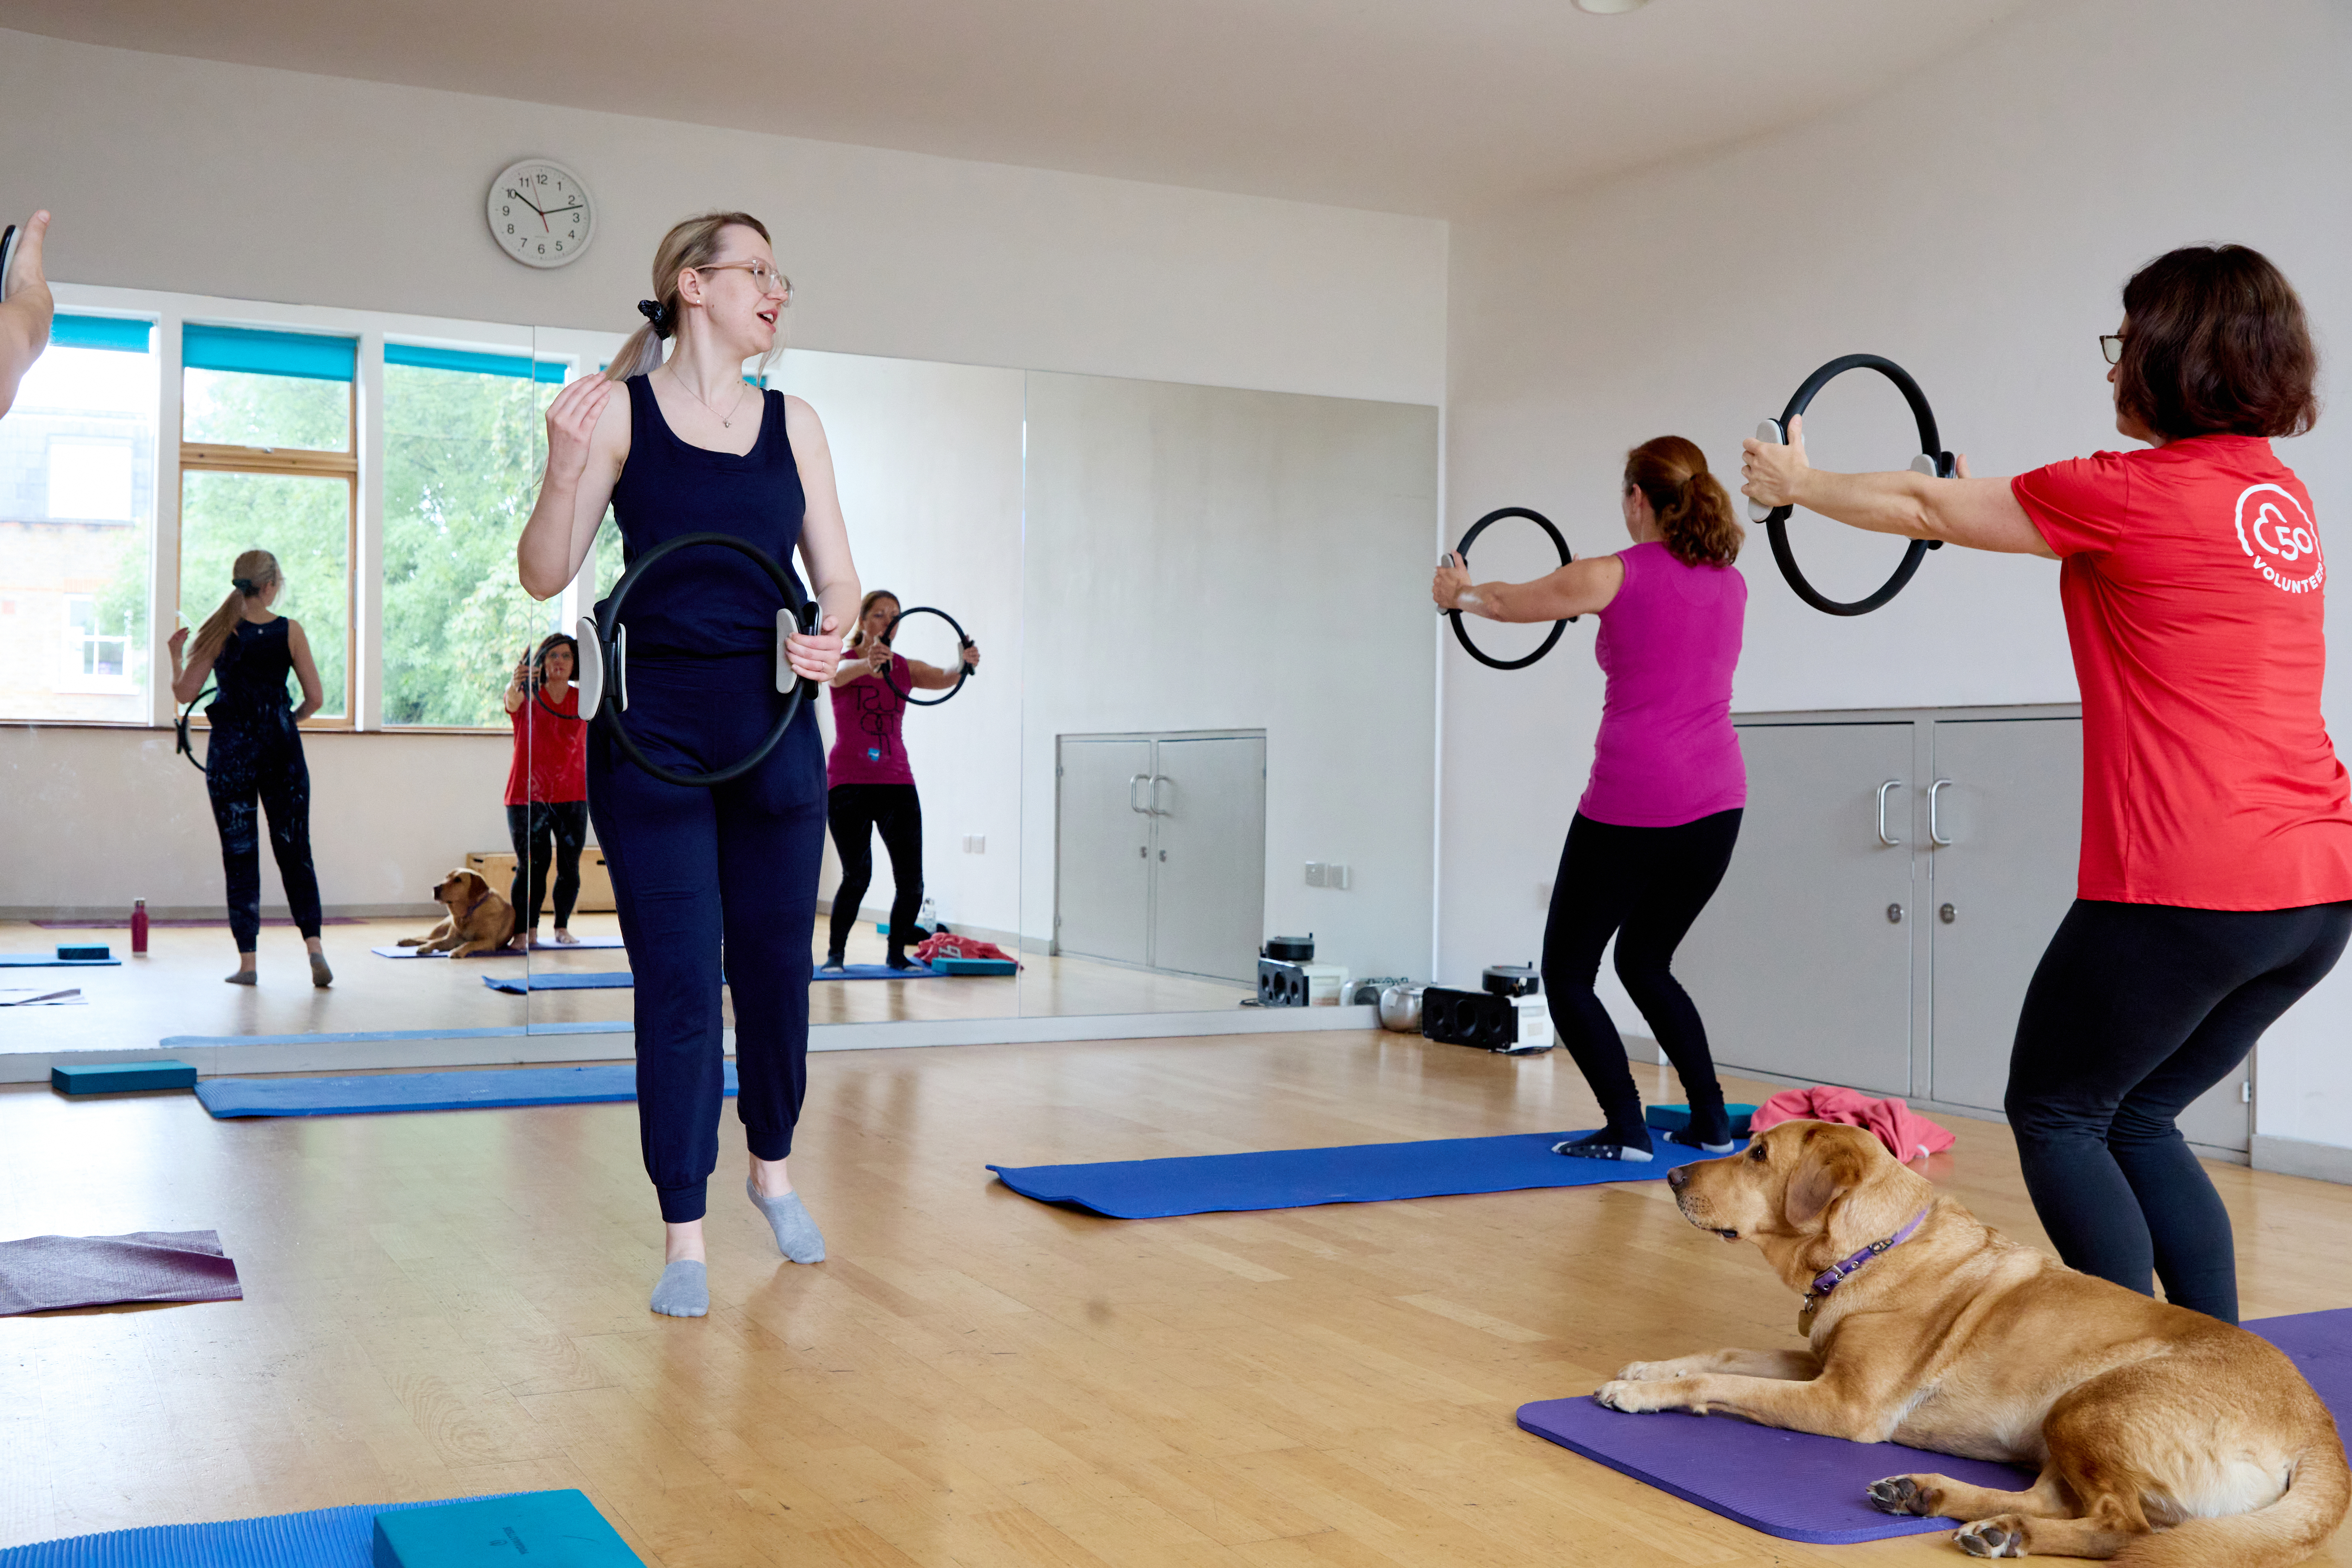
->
[207,617,296,726]
[605,376,808,657]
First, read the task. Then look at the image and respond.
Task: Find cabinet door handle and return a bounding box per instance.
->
[1929,778,1955,846]
[1128,773,1152,815]
[1876,780,1904,847]
[1149,773,1172,816]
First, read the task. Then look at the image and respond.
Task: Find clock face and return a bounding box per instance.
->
[488,159,594,268]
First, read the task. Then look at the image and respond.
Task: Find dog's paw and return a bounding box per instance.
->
[1867,1475,1938,1516]
[1615,1360,1673,1383]
[1953,1518,2026,1558]
[1591,1380,1673,1414]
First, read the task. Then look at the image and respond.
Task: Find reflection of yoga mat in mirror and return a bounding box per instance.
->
[1515,1307,2352,1546]
[197,1063,737,1117]
[0,952,120,967]
[989,1130,1738,1219]
[482,970,633,993]
[372,937,623,958]
[0,1229,243,1316]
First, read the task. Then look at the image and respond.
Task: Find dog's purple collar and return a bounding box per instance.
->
[1802,1207,1930,1320]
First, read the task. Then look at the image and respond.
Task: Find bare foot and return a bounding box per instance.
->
[552,929,580,946]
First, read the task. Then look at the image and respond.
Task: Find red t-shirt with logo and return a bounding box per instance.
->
[504,685,588,806]
[2012,434,2352,909]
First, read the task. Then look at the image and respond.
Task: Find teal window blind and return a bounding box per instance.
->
[182,324,357,383]
[386,342,568,384]
[50,315,153,354]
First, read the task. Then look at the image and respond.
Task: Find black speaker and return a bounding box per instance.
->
[1421,986,1518,1049]
[1257,959,1310,1007]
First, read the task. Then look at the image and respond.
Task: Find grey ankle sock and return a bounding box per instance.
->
[225,969,256,985]
[309,952,333,989]
[650,1259,708,1317]
[746,1179,826,1263]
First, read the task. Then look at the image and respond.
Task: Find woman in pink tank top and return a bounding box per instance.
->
[1434,436,1747,1161]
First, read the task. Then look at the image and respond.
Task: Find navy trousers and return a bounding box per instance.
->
[588,655,827,1223]
[204,713,323,954]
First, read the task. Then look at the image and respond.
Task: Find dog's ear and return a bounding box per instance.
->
[1785,1129,1870,1228]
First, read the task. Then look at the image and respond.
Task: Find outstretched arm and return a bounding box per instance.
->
[1433,551,1626,622]
[1741,415,2053,559]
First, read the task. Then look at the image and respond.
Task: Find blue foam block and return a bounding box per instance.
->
[1645,1103,1757,1138]
[0,953,121,967]
[481,970,633,993]
[0,1493,535,1568]
[55,944,110,961]
[50,1060,198,1095]
[988,1129,1740,1219]
[196,1063,740,1118]
[930,957,1016,975]
[815,963,947,980]
[1515,1308,2352,1545]
[373,1489,642,1566]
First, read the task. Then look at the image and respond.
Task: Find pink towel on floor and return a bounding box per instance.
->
[1750,1087,1955,1162]
[910,932,1021,968]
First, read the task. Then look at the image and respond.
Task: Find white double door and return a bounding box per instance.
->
[1678,708,2250,1155]
[1055,731,1266,982]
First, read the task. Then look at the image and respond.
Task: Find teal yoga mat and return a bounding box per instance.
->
[196,1063,737,1118]
[0,1491,637,1567]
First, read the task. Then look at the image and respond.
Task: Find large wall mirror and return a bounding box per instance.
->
[1,285,1437,1078]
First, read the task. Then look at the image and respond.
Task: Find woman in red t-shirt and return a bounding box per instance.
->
[501,632,591,949]
[1742,245,2351,1324]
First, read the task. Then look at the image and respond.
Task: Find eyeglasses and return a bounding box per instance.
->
[2100,334,2126,365]
[692,261,793,303]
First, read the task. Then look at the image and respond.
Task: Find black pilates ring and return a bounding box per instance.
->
[174,685,216,774]
[1444,507,1576,671]
[594,531,816,788]
[1759,354,1954,617]
[877,605,978,707]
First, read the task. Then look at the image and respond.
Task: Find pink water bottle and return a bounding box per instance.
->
[131,898,149,955]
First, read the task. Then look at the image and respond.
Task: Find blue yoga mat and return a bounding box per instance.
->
[1514,1307,2352,1546]
[482,970,633,993]
[988,1129,1737,1219]
[817,963,948,980]
[0,954,120,967]
[0,1493,540,1568]
[195,1063,738,1118]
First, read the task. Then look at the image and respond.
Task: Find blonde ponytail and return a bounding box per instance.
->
[604,210,775,383]
[190,549,281,663]
[1626,436,1743,568]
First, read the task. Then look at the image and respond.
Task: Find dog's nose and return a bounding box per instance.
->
[1667,1164,1689,1191]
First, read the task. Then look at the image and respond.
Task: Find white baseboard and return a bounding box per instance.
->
[2251,1134,2352,1186]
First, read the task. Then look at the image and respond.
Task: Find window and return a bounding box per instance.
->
[178,326,357,722]
[380,344,563,727]
[0,316,157,722]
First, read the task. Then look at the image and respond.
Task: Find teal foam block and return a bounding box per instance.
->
[50,1060,198,1095]
[1645,1102,1757,1138]
[56,944,111,961]
[373,1490,642,1567]
[930,957,1016,975]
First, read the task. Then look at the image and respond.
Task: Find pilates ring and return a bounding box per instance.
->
[876,605,979,708]
[576,531,817,789]
[173,686,214,774]
[1442,507,1576,672]
[1751,354,1955,617]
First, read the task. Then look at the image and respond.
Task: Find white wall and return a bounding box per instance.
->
[1440,0,2352,1141]
[0,28,1446,405]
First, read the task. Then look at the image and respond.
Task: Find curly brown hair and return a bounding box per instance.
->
[1625,436,1742,567]
[2115,244,2318,441]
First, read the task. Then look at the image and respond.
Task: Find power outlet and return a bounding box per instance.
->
[962,835,986,854]
[1305,862,1352,890]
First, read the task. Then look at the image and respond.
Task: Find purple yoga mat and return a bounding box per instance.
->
[0,1230,244,1316]
[1516,1307,2352,1546]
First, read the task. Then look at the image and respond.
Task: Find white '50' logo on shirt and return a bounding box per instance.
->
[2237,484,2324,595]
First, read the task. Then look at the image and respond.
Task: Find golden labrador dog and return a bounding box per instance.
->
[395,869,515,958]
[1593,1120,2346,1564]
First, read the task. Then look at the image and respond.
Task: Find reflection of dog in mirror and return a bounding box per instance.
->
[1594,1120,2347,1563]
[396,869,515,958]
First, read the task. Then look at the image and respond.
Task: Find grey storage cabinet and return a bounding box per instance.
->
[1678,706,2250,1157]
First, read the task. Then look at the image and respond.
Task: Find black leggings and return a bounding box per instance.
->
[826,783,924,960]
[1542,809,1742,1149]
[507,799,588,932]
[2007,898,2352,1324]
[204,718,323,954]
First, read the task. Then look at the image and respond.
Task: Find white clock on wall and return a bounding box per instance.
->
[487,159,595,268]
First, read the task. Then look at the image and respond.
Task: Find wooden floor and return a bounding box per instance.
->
[0,917,1253,1053]
[4,1031,2348,1564]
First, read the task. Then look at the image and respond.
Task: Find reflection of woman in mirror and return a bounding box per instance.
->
[166,548,333,989]
[1433,437,1746,1162]
[821,590,981,973]
[501,632,588,950]
[518,211,859,1320]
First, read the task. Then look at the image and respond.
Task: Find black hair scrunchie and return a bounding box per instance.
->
[232,577,257,594]
[636,298,672,339]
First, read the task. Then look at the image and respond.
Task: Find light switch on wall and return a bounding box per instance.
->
[962,835,986,854]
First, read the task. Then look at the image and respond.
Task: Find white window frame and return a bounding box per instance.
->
[56,592,138,694]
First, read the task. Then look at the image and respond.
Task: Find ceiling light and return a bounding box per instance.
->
[1573,0,1652,12]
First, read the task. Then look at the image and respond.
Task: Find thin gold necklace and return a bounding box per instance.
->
[664,366,749,430]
